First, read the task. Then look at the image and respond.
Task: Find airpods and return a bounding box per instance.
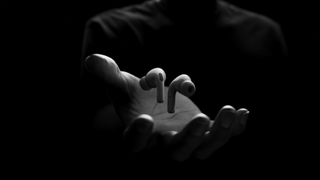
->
[167,74,195,113]
[139,68,166,103]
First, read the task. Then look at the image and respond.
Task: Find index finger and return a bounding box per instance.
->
[122,114,154,153]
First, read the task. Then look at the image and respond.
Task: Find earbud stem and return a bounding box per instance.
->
[156,73,164,103]
[167,86,176,113]
[157,83,165,103]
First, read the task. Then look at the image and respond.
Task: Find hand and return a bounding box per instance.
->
[85,54,250,162]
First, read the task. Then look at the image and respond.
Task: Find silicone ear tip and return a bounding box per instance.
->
[180,80,196,97]
[139,77,152,90]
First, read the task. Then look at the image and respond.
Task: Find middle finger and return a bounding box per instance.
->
[166,113,210,162]
[193,105,236,159]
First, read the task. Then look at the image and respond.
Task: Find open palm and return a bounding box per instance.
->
[121,73,202,133]
[85,54,250,161]
[86,54,204,133]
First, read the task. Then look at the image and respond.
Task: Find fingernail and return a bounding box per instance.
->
[222,111,234,128]
[192,120,208,137]
[241,111,249,125]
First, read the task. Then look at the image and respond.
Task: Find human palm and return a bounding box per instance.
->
[86,53,204,133]
[116,71,202,133]
[85,54,250,161]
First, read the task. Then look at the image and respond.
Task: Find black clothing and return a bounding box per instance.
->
[80,0,290,178]
[81,0,288,121]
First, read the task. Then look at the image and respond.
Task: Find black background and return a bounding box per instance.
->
[3,0,318,179]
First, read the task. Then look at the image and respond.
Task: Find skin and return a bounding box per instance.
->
[86,54,250,162]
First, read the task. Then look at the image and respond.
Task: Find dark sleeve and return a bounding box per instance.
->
[252,21,291,142]
[263,22,289,110]
[256,21,288,104]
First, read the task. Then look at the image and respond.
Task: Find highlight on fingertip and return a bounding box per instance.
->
[84,54,109,73]
[223,105,235,110]
[238,108,249,114]
[134,114,153,122]
[162,131,178,143]
[192,113,210,120]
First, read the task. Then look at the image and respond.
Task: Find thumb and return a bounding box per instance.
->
[85,54,134,105]
[85,54,124,87]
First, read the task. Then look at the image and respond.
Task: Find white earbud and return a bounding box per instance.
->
[139,68,166,103]
[167,74,195,113]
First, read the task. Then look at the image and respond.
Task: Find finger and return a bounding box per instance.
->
[162,131,178,145]
[122,114,154,153]
[193,105,236,160]
[85,54,125,88]
[166,113,210,162]
[85,54,138,105]
[231,108,249,137]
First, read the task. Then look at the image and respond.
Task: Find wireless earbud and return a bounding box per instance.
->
[167,74,195,113]
[139,68,166,103]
